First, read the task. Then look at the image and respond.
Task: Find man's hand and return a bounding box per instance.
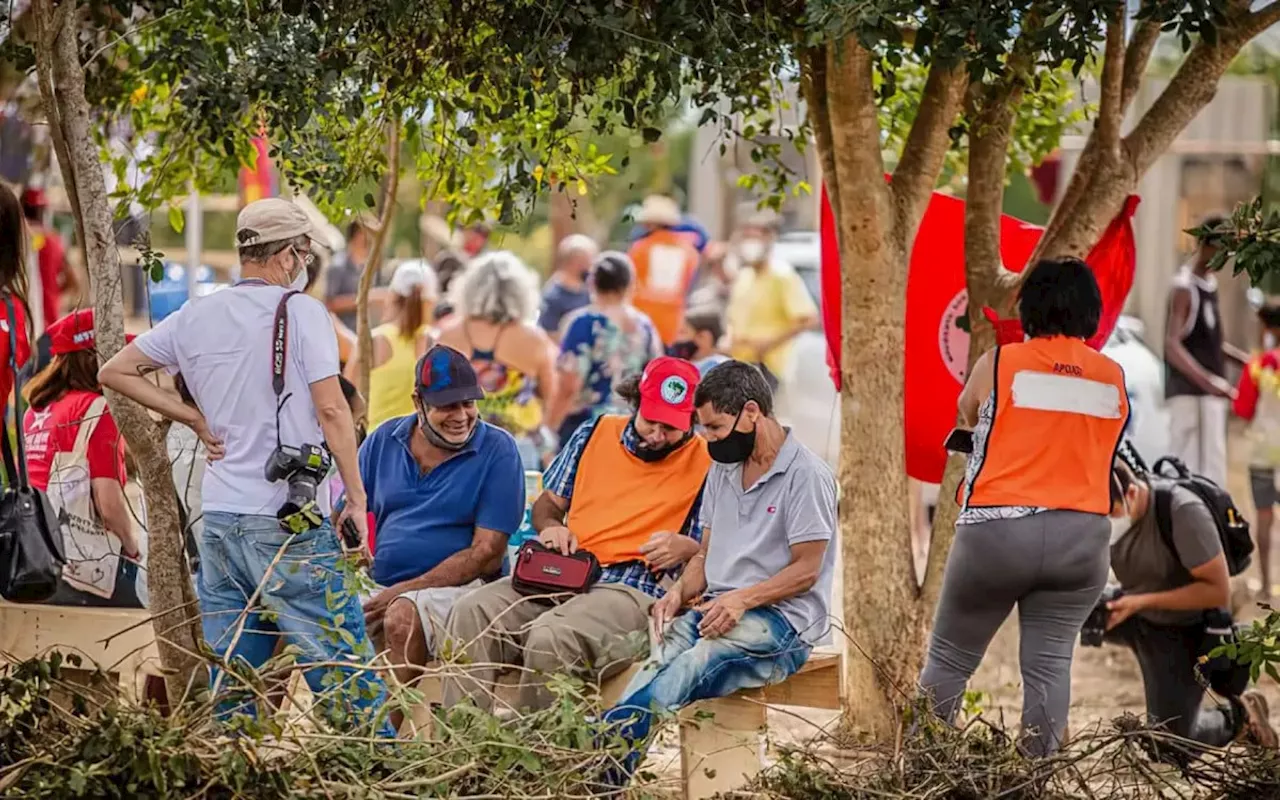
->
[336,498,371,562]
[1106,593,1148,631]
[1209,375,1239,401]
[696,590,750,639]
[650,589,685,644]
[191,415,226,461]
[362,586,398,627]
[639,532,701,572]
[539,525,577,555]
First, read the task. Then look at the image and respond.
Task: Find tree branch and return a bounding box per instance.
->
[800,46,841,226]
[1245,1,1280,38]
[1120,18,1161,113]
[890,60,965,235]
[1096,8,1126,151]
[1123,12,1256,178]
[822,38,890,239]
[354,120,401,401]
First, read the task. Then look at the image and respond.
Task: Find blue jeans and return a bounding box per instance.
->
[198,512,392,736]
[602,605,811,777]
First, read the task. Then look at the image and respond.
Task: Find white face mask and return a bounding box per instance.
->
[288,248,310,292]
[737,239,767,265]
[1266,332,1277,351]
[1109,514,1133,544]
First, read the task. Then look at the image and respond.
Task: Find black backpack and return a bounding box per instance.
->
[1150,457,1253,577]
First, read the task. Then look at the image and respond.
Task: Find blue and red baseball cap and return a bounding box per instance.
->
[638,356,701,431]
[416,345,485,406]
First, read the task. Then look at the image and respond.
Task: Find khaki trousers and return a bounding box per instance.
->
[441,578,654,712]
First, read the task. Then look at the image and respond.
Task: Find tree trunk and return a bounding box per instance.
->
[354,122,401,401]
[804,41,918,740]
[36,0,205,700]
[801,37,964,738]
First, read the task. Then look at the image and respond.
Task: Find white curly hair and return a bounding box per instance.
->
[453,250,542,324]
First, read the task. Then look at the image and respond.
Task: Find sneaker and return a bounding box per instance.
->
[1239,691,1279,748]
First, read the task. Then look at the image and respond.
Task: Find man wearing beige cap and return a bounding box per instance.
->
[100,198,391,735]
[628,195,701,345]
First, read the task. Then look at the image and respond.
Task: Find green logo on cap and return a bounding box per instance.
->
[661,376,688,404]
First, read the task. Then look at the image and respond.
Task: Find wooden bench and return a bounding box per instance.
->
[408,650,842,799]
[0,601,163,700]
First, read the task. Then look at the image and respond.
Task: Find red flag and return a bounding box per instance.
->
[819,187,1139,483]
[239,136,276,204]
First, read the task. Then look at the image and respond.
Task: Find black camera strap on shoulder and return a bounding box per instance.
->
[271,290,301,448]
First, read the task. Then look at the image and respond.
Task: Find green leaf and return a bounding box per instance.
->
[642,127,662,143]
[363,192,376,208]
[167,205,184,234]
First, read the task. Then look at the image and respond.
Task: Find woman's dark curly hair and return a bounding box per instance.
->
[1018,257,1102,340]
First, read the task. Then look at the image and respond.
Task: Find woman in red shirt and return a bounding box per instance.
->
[0,183,32,402]
[23,309,141,607]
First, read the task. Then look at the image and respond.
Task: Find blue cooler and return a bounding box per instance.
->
[149,263,221,322]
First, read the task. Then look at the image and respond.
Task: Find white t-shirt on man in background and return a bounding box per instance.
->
[134,283,339,517]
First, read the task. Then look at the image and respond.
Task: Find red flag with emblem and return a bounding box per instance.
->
[819,187,1139,483]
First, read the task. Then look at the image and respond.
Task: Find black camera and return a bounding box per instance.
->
[1080,584,1125,647]
[264,443,332,534]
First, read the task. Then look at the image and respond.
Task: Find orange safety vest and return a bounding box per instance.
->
[628,229,700,345]
[565,415,710,565]
[966,336,1129,515]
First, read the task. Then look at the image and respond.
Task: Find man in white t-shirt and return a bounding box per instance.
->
[100,198,390,735]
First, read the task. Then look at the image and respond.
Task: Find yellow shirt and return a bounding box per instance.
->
[726,261,818,378]
[367,323,426,430]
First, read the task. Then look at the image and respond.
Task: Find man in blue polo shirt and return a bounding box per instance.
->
[358,345,525,695]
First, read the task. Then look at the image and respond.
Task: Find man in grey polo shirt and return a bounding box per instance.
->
[602,360,837,780]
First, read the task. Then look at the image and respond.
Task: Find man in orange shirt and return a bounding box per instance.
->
[442,357,711,712]
[628,195,700,345]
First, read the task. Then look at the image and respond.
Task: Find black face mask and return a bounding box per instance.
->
[628,416,691,462]
[419,410,475,452]
[666,340,698,360]
[707,409,757,464]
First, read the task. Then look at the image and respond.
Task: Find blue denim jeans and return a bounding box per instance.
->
[602,605,811,777]
[198,512,392,736]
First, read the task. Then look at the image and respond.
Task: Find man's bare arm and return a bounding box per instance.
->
[99,344,203,428]
[531,490,569,533]
[1165,287,1226,395]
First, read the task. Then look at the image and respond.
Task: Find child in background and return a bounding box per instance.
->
[1234,304,1280,599]
[668,308,730,377]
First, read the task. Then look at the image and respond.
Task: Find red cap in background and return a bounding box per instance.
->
[48,309,135,355]
[638,356,701,432]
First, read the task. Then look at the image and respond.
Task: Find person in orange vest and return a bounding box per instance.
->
[628,195,701,346]
[441,356,711,712]
[918,257,1130,758]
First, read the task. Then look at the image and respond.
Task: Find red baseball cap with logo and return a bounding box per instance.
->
[638,356,701,432]
[48,309,135,355]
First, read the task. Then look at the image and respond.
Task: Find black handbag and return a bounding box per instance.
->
[0,293,66,602]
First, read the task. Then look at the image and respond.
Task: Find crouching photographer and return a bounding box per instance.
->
[1092,458,1276,756]
[100,199,390,734]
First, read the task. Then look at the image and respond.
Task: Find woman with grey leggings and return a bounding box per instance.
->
[919,258,1128,756]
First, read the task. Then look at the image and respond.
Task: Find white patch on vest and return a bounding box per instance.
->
[1010,371,1122,419]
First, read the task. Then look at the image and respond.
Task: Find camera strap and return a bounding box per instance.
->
[271,290,302,448]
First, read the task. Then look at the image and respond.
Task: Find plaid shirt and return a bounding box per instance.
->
[542,416,704,598]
